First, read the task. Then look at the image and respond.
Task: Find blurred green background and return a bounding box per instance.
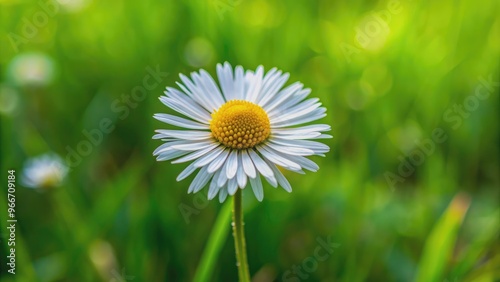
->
[1,0,499,281]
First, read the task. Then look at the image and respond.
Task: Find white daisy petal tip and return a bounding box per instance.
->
[153,63,330,202]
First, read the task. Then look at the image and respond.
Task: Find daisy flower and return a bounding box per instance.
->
[8,53,55,87]
[22,153,68,189]
[153,63,331,202]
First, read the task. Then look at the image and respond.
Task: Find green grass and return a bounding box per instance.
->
[0,0,499,281]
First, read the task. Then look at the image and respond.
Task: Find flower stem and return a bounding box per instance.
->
[232,189,251,282]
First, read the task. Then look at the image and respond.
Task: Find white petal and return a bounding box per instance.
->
[172,143,219,164]
[199,69,225,107]
[270,96,319,117]
[271,107,327,128]
[247,149,273,178]
[248,149,277,187]
[265,142,314,156]
[255,68,278,104]
[159,138,177,142]
[264,172,278,187]
[208,170,223,200]
[217,62,234,101]
[153,140,211,153]
[269,88,310,113]
[249,175,264,201]
[279,154,319,172]
[188,166,212,193]
[271,138,330,155]
[175,81,214,113]
[227,178,238,195]
[159,96,211,124]
[314,134,333,139]
[273,132,322,140]
[262,82,303,112]
[152,135,211,143]
[225,150,238,179]
[257,145,301,171]
[296,156,319,172]
[177,163,197,181]
[244,71,253,98]
[270,99,321,122]
[234,66,245,100]
[171,141,216,151]
[178,73,218,112]
[153,142,174,155]
[270,102,322,124]
[236,153,247,188]
[257,70,290,106]
[164,86,214,116]
[22,177,36,188]
[219,185,228,203]
[190,72,220,111]
[164,87,197,106]
[154,130,210,140]
[264,159,292,192]
[217,162,229,187]
[154,141,196,156]
[193,146,225,168]
[245,65,264,103]
[241,150,256,178]
[153,113,208,130]
[271,124,331,135]
[207,149,230,173]
[156,150,190,161]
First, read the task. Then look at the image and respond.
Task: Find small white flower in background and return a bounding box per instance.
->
[22,154,68,189]
[7,53,55,87]
[184,37,215,67]
[153,62,331,202]
[56,0,91,12]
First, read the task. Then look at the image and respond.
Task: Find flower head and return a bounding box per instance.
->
[153,63,331,202]
[22,153,68,190]
[7,53,55,87]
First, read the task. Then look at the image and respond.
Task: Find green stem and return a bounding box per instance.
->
[193,200,232,282]
[233,189,251,282]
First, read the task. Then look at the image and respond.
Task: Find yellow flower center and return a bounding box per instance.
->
[39,173,61,189]
[210,100,271,149]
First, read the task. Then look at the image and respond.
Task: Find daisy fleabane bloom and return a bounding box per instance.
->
[153,62,331,202]
[22,153,68,189]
